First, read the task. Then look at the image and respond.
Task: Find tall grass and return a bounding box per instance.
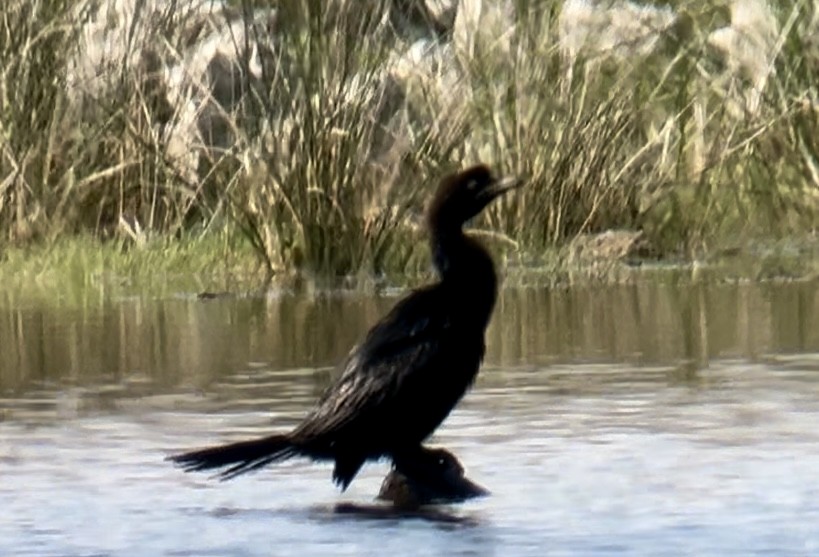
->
[469,0,818,259]
[226,1,468,277]
[1,0,817,281]
[0,0,205,248]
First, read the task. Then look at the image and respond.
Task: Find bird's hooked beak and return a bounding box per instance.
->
[484,175,523,202]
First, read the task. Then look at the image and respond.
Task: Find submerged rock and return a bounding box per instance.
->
[377,447,489,509]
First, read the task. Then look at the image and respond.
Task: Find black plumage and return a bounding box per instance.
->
[169,164,520,489]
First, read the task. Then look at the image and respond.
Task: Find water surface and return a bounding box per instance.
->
[2,277,819,556]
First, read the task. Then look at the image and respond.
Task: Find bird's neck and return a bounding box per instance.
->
[430,228,498,327]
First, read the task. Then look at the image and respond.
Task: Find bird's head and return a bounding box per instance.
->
[428,164,521,231]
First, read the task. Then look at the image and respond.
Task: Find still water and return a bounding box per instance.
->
[2,276,819,556]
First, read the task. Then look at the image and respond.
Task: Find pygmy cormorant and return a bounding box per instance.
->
[169,164,520,489]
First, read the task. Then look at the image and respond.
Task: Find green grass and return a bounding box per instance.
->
[1,0,817,283]
[0,228,263,301]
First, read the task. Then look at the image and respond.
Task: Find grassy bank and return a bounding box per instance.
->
[1,230,816,307]
[1,0,817,283]
[0,230,261,299]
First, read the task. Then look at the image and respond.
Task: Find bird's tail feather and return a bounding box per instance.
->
[168,434,298,480]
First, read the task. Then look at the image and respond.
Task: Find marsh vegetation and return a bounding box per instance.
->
[1,0,817,284]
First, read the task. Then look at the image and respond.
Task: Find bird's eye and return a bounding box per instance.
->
[466,180,478,190]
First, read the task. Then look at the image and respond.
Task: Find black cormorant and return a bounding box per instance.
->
[169,164,520,489]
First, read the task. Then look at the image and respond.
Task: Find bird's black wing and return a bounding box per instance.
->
[293,286,451,441]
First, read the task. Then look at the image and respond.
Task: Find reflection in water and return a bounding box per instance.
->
[1,276,819,556]
[2,279,818,406]
[327,502,484,526]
